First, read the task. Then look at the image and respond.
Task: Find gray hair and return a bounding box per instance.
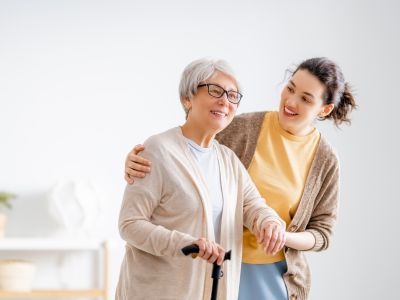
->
[178,58,241,117]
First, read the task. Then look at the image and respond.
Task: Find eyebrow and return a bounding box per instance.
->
[289,80,315,99]
[209,83,239,93]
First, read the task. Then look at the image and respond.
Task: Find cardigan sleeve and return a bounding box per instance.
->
[118,142,195,257]
[306,158,340,252]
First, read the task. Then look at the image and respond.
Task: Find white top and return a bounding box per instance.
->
[186,138,223,243]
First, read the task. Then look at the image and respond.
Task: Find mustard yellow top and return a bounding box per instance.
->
[242,112,321,264]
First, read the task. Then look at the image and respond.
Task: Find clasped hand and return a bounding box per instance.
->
[253,220,286,255]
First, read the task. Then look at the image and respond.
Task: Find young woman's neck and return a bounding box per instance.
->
[277,115,315,137]
[181,121,216,148]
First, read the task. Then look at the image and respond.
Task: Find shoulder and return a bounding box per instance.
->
[230,111,268,127]
[315,135,340,172]
[319,136,339,162]
[217,111,268,141]
[142,127,182,158]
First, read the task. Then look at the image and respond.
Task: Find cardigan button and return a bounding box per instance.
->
[289,225,298,232]
[290,295,297,300]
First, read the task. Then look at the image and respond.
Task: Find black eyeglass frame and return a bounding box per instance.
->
[197,83,243,104]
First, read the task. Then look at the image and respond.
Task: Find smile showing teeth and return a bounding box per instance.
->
[284,106,297,116]
[210,110,227,117]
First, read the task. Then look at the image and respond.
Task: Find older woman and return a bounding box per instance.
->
[116,58,285,300]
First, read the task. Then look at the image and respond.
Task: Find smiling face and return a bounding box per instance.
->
[184,71,239,134]
[278,69,334,136]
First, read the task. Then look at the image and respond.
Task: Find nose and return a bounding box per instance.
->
[285,94,297,107]
[217,92,230,105]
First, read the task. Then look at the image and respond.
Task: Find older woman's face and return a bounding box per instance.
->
[186,71,239,133]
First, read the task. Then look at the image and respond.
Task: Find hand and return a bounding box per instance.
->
[193,238,226,266]
[125,144,152,184]
[257,220,286,255]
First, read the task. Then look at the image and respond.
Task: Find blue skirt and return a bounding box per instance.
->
[238,261,288,300]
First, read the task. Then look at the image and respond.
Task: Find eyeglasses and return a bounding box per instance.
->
[197,83,243,104]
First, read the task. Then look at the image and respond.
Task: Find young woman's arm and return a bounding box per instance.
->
[285,231,316,250]
[304,155,340,252]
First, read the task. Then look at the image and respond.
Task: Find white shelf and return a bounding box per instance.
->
[0,289,105,298]
[0,239,109,299]
[0,238,103,251]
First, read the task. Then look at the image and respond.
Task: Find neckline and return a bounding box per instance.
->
[175,126,215,153]
[186,137,214,153]
[271,111,318,142]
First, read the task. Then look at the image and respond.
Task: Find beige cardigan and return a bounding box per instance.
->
[116,127,283,300]
[216,111,340,300]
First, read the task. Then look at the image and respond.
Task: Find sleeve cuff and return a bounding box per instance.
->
[174,232,197,257]
[307,228,325,251]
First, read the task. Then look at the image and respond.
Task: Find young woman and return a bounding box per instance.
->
[124,57,357,300]
[116,58,285,300]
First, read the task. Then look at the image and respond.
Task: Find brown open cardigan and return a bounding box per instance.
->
[216,111,340,300]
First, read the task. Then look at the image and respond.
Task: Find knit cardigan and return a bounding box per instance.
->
[216,111,340,300]
[116,127,283,300]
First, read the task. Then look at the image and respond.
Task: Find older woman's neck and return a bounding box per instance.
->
[181,122,216,148]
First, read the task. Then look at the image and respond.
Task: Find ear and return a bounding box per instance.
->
[183,97,192,111]
[319,103,334,117]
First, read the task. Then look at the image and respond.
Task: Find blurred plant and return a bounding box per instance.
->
[0,192,16,209]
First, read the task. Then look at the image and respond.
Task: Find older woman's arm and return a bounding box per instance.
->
[236,155,286,255]
[119,193,195,257]
[119,146,195,257]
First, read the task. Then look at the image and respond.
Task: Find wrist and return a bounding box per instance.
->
[262,217,286,229]
[284,231,293,246]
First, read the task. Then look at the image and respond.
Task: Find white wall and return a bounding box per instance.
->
[1,0,399,299]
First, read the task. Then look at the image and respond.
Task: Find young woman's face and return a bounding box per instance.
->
[278,69,332,136]
[186,71,239,134]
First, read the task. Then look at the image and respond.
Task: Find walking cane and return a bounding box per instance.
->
[182,244,232,300]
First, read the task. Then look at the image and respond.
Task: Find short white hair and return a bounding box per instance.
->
[178,58,241,117]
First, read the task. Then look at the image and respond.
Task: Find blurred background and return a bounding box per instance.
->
[1,0,399,299]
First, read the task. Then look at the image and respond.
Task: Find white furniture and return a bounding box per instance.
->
[0,238,108,299]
